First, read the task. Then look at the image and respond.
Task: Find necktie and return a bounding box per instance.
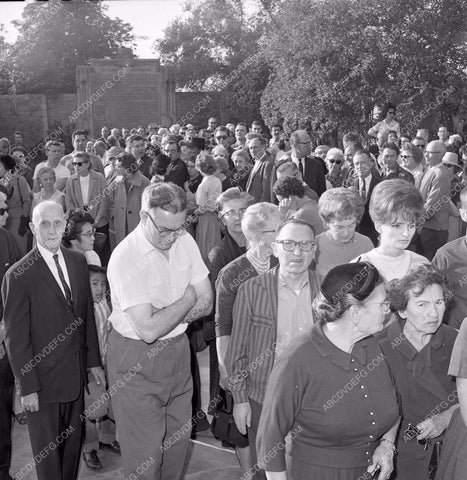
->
[298,159,304,177]
[53,254,73,305]
[360,178,367,203]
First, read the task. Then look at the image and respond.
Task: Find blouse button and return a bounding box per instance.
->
[351,358,355,362]
[371,421,376,425]
[369,435,374,439]
[370,412,374,416]
[364,394,368,398]
[360,385,365,389]
[353,367,358,372]
[365,451,369,455]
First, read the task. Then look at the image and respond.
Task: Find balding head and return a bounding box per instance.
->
[31,201,66,253]
[425,141,446,167]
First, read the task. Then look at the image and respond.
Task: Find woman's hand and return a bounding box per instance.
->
[233,401,251,435]
[368,442,395,480]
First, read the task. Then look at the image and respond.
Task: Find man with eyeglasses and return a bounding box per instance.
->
[163,138,190,188]
[418,140,450,260]
[411,136,426,151]
[227,218,320,480]
[106,182,212,480]
[289,129,326,196]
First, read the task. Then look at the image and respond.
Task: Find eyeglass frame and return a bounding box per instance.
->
[72,161,90,166]
[144,210,186,237]
[274,239,317,252]
[220,208,247,219]
[329,159,343,164]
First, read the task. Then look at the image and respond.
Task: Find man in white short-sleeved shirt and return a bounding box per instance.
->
[106,182,212,480]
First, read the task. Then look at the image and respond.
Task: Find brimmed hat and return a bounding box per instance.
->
[442,152,461,169]
[0,155,16,172]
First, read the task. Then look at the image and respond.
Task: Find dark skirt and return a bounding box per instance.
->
[435,408,467,480]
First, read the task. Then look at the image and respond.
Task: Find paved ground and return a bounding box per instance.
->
[10,348,244,480]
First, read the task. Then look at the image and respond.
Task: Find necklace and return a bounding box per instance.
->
[246,250,270,274]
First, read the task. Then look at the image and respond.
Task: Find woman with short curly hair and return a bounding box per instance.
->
[376,264,457,480]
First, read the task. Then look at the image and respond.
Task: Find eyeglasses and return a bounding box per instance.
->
[414,144,425,149]
[329,159,342,164]
[72,161,89,166]
[221,208,247,219]
[0,207,8,215]
[275,239,317,252]
[79,228,96,238]
[399,155,412,159]
[145,211,186,237]
[216,135,227,141]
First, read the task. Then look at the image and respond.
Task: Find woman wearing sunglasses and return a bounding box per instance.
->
[325,148,347,187]
[400,143,425,189]
[257,262,399,480]
[376,264,458,480]
[368,102,401,141]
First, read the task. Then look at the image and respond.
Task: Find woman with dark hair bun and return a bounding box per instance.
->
[62,208,101,266]
[257,262,400,480]
[376,264,458,480]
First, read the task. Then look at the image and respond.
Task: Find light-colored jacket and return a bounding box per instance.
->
[65,171,109,227]
[109,171,151,245]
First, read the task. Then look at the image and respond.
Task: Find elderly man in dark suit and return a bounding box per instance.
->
[0,186,21,480]
[289,130,326,197]
[351,150,382,246]
[226,218,320,480]
[246,136,274,203]
[418,140,450,260]
[2,201,104,480]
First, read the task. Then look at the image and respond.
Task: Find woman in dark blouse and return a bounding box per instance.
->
[204,188,253,410]
[257,262,400,480]
[377,265,458,480]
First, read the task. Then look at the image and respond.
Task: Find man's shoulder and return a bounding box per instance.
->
[434,236,466,258]
[5,249,43,282]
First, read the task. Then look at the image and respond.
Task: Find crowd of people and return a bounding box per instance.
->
[1,106,467,480]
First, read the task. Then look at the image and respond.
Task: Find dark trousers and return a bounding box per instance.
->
[248,398,266,480]
[419,228,448,261]
[0,356,14,480]
[26,389,84,480]
[107,330,193,480]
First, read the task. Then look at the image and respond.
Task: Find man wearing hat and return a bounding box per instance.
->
[164,137,189,188]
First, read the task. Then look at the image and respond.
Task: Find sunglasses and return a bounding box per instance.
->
[0,207,8,215]
[216,136,227,140]
[399,155,412,159]
[72,161,89,166]
[329,159,342,164]
[415,144,425,149]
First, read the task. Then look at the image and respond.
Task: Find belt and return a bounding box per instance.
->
[112,329,185,348]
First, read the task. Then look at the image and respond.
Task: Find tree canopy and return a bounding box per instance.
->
[155,0,467,135]
[2,0,134,95]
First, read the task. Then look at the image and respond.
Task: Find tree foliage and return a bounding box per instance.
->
[3,0,134,94]
[154,0,266,90]
[260,0,467,135]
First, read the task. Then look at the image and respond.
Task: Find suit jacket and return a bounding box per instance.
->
[301,156,326,197]
[246,153,274,203]
[164,157,189,188]
[2,247,101,403]
[65,170,109,227]
[226,266,320,405]
[351,174,382,246]
[419,164,450,231]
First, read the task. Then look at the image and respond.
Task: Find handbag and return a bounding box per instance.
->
[210,389,249,448]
